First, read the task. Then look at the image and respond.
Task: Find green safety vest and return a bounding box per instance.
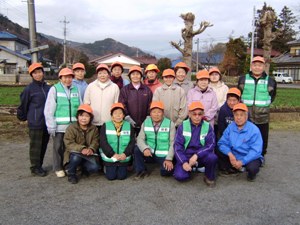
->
[144,117,171,157]
[241,74,271,107]
[182,119,209,149]
[54,83,80,125]
[100,121,131,163]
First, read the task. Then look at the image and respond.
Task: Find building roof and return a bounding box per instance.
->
[287,39,300,47]
[89,52,141,66]
[132,56,157,65]
[0,45,31,61]
[246,48,281,57]
[0,31,29,46]
[272,52,300,65]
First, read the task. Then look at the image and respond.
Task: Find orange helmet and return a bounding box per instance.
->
[150,101,164,110]
[208,67,221,75]
[111,62,124,72]
[227,87,241,98]
[96,64,110,74]
[28,63,43,75]
[128,65,143,78]
[188,101,204,111]
[110,102,125,115]
[72,63,85,70]
[174,62,190,73]
[196,70,210,79]
[58,68,74,78]
[77,104,93,115]
[162,69,175,77]
[233,103,248,112]
[145,64,160,74]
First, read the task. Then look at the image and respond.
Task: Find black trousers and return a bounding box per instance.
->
[29,129,49,170]
[216,149,262,179]
[255,123,269,156]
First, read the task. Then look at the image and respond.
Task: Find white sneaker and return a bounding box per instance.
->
[55,170,65,178]
[197,167,205,173]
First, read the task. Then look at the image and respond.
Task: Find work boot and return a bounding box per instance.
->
[134,171,149,180]
[203,176,216,188]
[68,174,78,184]
[31,167,47,177]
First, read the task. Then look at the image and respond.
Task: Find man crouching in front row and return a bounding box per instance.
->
[174,101,217,188]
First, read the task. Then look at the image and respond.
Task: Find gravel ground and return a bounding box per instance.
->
[0,130,299,225]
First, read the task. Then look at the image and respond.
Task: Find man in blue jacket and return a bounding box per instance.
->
[17,63,50,177]
[174,101,217,188]
[218,103,263,181]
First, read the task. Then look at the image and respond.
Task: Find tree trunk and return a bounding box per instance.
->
[170,12,212,79]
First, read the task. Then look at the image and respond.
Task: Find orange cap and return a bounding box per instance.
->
[145,64,160,73]
[196,70,210,79]
[150,101,164,110]
[227,87,241,98]
[162,68,175,77]
[28,63,43,75]
[77,104,93,115]
[252,56,265,64]
[72,63,85,70]
[233,103,248,112]
[111,62,124,72]
[59,68,74,78]
[208,67,221,75]
[188,102,204,111]
[110,102,125,114]
[128,65,142,76]
[96,64,110,74]
[174,62,190,72]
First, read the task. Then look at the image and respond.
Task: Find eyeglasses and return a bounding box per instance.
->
[191,112,203,116]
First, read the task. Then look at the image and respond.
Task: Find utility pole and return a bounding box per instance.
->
[195,38,199,72]
[27,0,38,62]
[250,6,256,68]
[60,16,69,65]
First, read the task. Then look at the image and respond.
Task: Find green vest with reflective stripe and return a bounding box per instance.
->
[241,74,271,107]
[100,121,131,163]
[144,117,171,157]
[182,119,209,149]
[54,83,80,125]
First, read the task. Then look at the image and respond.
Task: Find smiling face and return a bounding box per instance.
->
[175,68,187,82]
[97,69,109,83]
[209,72,220,83]
[197,78,209,90]
[73,69,85,80]
[233,110,248,128]
[163,75,175,86]
[111,66,123,78]
[112,108,125,123]
[146,70,157,81]
[60,75,73,87]
[227,96,239,109]
[78,111,91,128]
[130,71,142,85]
[31,68,44,82]
[251,62,265,77]
[150,108,164,123]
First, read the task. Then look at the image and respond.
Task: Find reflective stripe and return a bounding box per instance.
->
[144,126,155,132]
[255,100,271,105]
[100,152,118,162]
[106,130,117,135]
[245,79,255,84]
[56,92,67,97]
[55,117,77,122]
[155,150,168,156]
[242,99,254,104]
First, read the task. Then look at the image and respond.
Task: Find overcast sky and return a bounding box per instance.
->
[1,0,299,56]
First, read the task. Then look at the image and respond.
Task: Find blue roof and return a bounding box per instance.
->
[0,31,18,39]
[0,45,31,61]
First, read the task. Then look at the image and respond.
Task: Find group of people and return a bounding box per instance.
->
[17,55,276,187]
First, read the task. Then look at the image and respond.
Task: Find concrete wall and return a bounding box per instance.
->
[0,74,16,84]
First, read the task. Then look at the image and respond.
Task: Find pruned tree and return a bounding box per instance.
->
[170,12,212,76]
[260,8,282,74]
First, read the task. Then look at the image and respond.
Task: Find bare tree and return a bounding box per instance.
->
[260,9,281,74]
[170,12,213,77]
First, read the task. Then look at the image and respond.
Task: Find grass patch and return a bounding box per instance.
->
[0,86,24,106]
[271,88,300,109]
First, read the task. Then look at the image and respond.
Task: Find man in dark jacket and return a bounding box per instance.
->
[17,63,50,176]
[238,56,277,157]
[118,65,153,136]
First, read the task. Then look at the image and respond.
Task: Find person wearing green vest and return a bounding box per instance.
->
[134,101,176,180]
[174,101,217,188]
[238,56,277,159]
[63,104,100,184]
[100,103,135,180]
[44,68,81,178]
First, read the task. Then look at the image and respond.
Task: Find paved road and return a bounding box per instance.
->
[0,130,299,225]
[277,83,300,89]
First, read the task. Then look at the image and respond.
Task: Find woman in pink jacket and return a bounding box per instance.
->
[187,70,218,127]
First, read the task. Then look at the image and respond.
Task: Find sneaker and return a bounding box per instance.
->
[218,168,239,177]
[197,167,205,173]
[55,170,65,178]
[31,167,47,177]
[247,175,256,182]
[203,176,216,188]
[68,175,78,184]
[134,171,149,180]
[260,158,265,167]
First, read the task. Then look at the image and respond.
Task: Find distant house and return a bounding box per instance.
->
[272,40,300,81]
[0,31,30,74]
[246,48,281,58]
[132,56,157,68]
[89,53,141,74]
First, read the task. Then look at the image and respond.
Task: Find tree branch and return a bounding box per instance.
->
[193,21,213,35]
[170,41,184,54]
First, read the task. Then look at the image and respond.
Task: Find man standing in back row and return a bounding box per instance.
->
[238,56,276,158]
